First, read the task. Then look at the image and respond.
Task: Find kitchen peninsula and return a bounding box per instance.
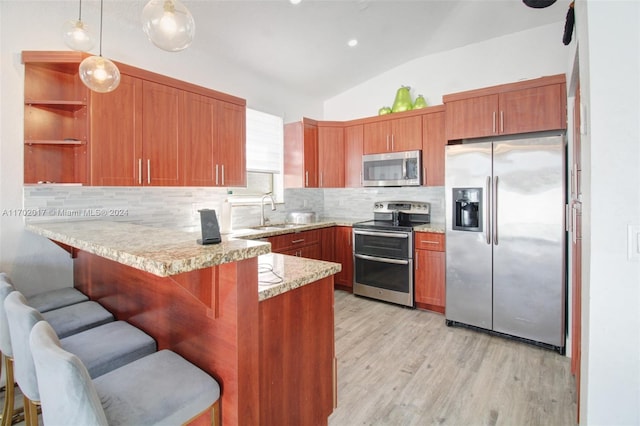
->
[26,220,341,426]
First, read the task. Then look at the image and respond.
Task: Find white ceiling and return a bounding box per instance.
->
[111,0,573,99]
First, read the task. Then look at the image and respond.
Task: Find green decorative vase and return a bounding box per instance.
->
[413,95,427,110]
[391,86,412,113]
[378,106,392,116]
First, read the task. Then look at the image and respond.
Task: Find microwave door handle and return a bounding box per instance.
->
[402,159,407,180]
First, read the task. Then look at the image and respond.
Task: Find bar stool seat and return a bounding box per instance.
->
[5,292,158,426]
[0,273,87,314]
[31,321,221,426]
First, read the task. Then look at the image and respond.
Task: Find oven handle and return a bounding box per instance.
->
[353,230,409,239]
[354,253,410,265]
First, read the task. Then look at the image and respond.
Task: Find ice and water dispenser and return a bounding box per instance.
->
[452,188,482,231]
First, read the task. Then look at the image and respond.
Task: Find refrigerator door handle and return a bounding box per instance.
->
[486,176,492,245]
[493,176,499,245]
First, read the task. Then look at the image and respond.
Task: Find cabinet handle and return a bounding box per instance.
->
[215,164,219,186]
[416,254,419,270]
[138,159,142,185]
[572,204,577,245]
[420,240,439,245]
[492,112,497,134]
[147,159,151,185]
[221,164,225,185]
[305,171,309,187]
[386,135,390,151]
[320,172,323,187]
[500,111,504,133]
[391,134,395,151]
[291,239,305,244]
[423,167,426,185]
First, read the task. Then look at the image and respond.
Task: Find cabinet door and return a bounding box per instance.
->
[344,125,363,187]
[390,115,422,152]
[90,74,143,186]
[183,92,216,186]
[363,121,391,154]
[142,81,183,186]
[414,249,445,313]
[318,127,345,188]
[499,84,566,135]
[334,227,353,289]
[216,101,246,187]
[421,112,445,186]
[303,123,319,187]
[445,94,499,140]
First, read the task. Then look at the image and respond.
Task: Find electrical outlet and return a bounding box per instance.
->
[628,224,640,261]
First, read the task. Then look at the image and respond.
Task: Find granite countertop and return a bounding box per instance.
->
[257,253,342,301]
[26,220,271,277]
[413,223,446,234]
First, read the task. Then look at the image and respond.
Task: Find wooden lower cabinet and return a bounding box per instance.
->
[333,226,353,291]
[269,229,321,259]
[414,232,446,313]
[259,276,336,425]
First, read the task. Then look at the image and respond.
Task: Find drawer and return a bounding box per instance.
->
[415,232,445,252]
[269,229,321,251]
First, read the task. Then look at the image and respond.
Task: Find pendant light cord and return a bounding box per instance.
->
[78,0,82,21]
[99,0,103,56]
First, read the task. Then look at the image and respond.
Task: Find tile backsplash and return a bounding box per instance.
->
[23,185,445,231]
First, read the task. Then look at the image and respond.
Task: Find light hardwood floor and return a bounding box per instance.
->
[329,290,577,426]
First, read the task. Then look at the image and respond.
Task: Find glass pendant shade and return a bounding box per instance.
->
[142,0,195,52]
[79,56,121,93]
[62,20,95,51]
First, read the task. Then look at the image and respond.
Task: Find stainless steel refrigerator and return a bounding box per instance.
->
[445,133,566,352]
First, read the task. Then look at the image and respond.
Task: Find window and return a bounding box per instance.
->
[228,108,284,203]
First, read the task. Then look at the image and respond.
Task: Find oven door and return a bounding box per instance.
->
[353,229,412,259]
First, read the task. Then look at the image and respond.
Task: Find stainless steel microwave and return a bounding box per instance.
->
[362,150,422,187]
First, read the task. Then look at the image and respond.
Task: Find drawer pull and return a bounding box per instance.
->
[420,240,439,245]
[291,239,305,244]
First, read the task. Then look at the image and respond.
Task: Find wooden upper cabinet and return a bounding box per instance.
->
[142,81,183,186]
[444,94,498,140]
[318,126,345,188]
[183,92,217,186]
[422,110,446,186]
[363,115,422,154]
[24,51,246,187]
[90,74,143,186]
[183,95,246,187]
[284,120,318,188]
[444,74,567,140]
[344,125,363,187]
[216,101,246,187]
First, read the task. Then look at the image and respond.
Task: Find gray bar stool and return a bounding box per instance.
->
[4,292,158,426]
[0,273,109,426]
[31,321,221,425]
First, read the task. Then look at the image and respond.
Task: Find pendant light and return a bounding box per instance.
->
[79,0,120,93]
[141,0,195,52]
[62,0,95,51]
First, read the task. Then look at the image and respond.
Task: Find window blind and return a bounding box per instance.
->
[245,108,283,174]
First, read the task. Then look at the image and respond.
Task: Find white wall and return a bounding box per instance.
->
[576,1,640,424]
[323,22,570,121]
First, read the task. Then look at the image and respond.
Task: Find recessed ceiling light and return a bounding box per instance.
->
[347,39,358,47]
[290,0,302,4]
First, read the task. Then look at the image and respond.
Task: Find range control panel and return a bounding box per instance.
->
[373,201,430,214]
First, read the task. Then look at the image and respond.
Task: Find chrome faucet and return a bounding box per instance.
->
[260,193,276,226]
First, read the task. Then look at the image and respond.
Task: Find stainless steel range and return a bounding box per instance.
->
[352,201,430,307]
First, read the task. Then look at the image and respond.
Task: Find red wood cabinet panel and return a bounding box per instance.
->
[445,94,499,140]
[142,80,183,186]
[333,226,353,291]
[216,101,246,187]
[90,74,143,186]
[363,115,422,154]
[284,120,318,188]
[318,127,345,188]
[422,111,446,187]
[414,232,446,313]
[344,125,363,187]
